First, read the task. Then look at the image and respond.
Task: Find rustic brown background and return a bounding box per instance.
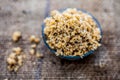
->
[0,0,120,80]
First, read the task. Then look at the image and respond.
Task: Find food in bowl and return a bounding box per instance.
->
[44,8,101,57]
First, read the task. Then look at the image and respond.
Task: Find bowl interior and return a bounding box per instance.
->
[42,9,102,60]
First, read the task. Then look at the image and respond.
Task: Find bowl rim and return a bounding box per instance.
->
[42,8,102,60]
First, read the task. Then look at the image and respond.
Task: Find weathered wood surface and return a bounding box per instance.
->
[0,0,119,80]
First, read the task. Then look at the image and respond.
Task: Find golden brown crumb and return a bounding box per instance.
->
[14,66,20,72]
[7,65,14,71]
[17,55,23,60]
[29,35,36,42]
[29,35,40,43]
[18,60,23,66]
[31,44,37,49]
[7,57,16,65]
[36,52,44,58]
[44,8,101,57]
[29,49,35,55]
[34,38,40,44]
[17,55,24,66]
[12,31,21,42]
[7,48,25,72]
[9,53,16,59]
[12,47,22,55]
[22,54,26,59]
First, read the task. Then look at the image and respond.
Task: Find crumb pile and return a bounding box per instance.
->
[7,47,25,72]
[6,31,43,72]
[44,8,101,57]
[29,35,43,58]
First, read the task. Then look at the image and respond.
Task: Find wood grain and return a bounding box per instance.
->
[0,0,119,80]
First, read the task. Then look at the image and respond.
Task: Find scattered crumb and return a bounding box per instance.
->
[7,33,42,72]
[17,55,23,60]
[9,53,16,59]
[7,66,14,71]
[22,54,26,59]
[12,31,21,42]
[29,35,36,42]
[12,47,22,55]
[30,49,35,55]
[7,47,25,72]
[29,35,40,43]
[7,57,16,65]
[14,66,20,72]
[31,44,37,49]
[36,52,44,58]
[34,38,40,44]
[18,60,23,66]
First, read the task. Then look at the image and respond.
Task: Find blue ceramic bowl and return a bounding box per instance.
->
[42,9,102,60]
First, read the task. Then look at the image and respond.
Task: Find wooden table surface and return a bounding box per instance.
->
[0,0,119,80]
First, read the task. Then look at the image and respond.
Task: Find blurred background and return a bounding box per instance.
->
[0,0,119,80]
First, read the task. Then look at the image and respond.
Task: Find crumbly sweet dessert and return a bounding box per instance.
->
[7,31,43,72]
[12,31,21,42]
[29,48,36,55]
[7,47,25,72]
[31,44,37,49]
[44,8,101,57]
[29,35,40,43]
